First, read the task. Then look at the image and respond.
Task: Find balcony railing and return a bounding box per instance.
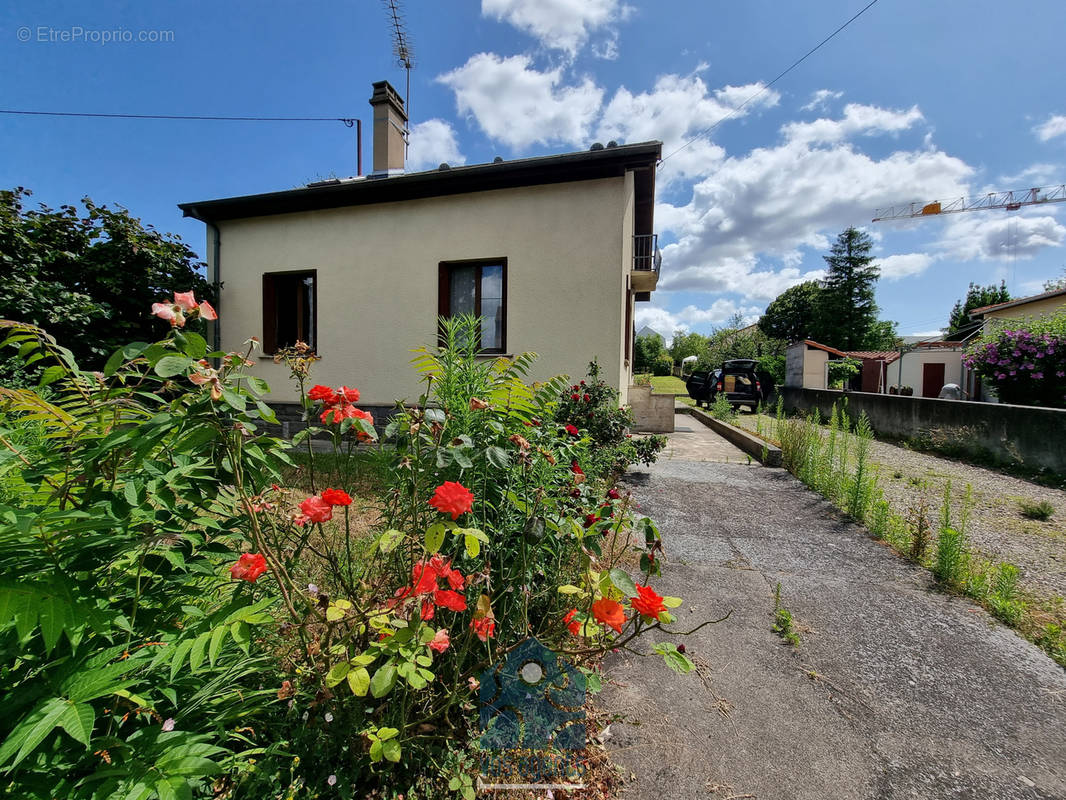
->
[633,234,661,276]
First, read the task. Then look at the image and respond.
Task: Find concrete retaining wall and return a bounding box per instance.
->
[780,387,1066,473]
[680,406,783,467]
[628,385,675,433]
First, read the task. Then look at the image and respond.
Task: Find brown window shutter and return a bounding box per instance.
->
[262,273,277,354]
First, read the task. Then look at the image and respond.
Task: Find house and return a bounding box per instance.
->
[969,286,1066,332]
[635,325,665,342]
[785,339,965,397]
[964,286,1066,400]
[178,80,662,419]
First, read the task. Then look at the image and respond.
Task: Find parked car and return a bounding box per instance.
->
[685,369,721,407]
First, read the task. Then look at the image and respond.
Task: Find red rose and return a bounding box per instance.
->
[563,609,583,636]
[411,561,439,595]
[571,393,580,401]
[592,598,626,633]
[565,424,580,437]
[434,589,468,612]
[321,488,352,506]
[308,385,338,405]
[230,552,268,582]
[336,386,360,403]
[299,495,333,523]
[583,393,591,402]
[471,617,496,642]
[630,584,667,618]
[428,481,474,520]
[584,513,597,528]
[606,488,621,500]
[571,461,584,476]
[429,629,450,653]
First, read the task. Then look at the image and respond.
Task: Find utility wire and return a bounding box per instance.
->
[0,109,355,124]
[659,0,882,166]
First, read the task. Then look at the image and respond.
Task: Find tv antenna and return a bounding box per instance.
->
[384,0,414,140]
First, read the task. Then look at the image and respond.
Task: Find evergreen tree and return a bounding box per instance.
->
[817,227,882,350]
[946,280,1010,337]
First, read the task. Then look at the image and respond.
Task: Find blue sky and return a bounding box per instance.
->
[3,0,1065,340]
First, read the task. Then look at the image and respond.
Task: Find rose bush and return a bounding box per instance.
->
[0,309,709,798]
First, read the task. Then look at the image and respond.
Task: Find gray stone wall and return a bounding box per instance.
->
[780,387,1066,473]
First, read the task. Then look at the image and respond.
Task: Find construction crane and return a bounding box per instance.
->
[872,184,1066,222]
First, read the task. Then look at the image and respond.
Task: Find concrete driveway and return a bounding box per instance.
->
[600,415,1066,799]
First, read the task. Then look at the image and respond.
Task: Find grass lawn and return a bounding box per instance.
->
[635,374,694,405]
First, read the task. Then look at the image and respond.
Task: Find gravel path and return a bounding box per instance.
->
[734,414,1066,602]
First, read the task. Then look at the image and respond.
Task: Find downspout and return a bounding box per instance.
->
[207,221,221,354]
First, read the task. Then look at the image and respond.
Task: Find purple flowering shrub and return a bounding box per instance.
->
[964,315,1066,407]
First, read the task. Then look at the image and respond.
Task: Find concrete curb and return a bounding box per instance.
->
[678,404,783,467]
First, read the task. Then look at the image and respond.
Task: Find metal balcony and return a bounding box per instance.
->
[632,233,661,292]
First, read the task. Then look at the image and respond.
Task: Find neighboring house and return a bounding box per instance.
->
[179,80,662,418]
[785,339,964,397]
[635,325,665,341]
[964,286,1066,401]
[969,286,1066,332]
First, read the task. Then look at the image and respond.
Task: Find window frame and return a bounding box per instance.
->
[437,258,508,354]
[262,269,318,355]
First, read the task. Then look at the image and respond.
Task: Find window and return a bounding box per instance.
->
[438,259,507,353]
[262,270,316,354]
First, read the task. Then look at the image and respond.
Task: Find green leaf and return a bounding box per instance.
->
[424,523,447,554]
[347,666,371,697]
[464,532,481,558]
[230,620,251,654]
[652,642,694,674]
[154,356,190,378]
[557,584,583,595]
[56,702,94,748]
[208,625,227,666]
[381,738,402,762]
[220,389,246,411]
[662,596,683,608]
[325,661,351,688]
[485,445,510,469]
[157,755,222,778]
[452,449,473,469]
[240,376,268,396]
[38,365,66,387]
[188,632,209,674]
[369,740,383,762]
[0,697,68,769]
[156,777,193,800]
[170,639,194,682]
[370,664,397,698]
[609,568,639,599]
[180,332,207,360]
[376,529,404,554]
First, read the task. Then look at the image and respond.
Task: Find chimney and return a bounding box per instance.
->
[368,80,407,175]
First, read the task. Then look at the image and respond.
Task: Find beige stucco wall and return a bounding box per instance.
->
[213,177,630,405]
[890,350,963,395]
[804,348,829,389]
[983,297,1065,330]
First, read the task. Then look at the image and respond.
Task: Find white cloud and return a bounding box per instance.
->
[998,163,1061,186]
[437,53,604,149]
[405,119,466,171]
[801,89,843,112]
[1033,114,1066,142]
[878,252,934,281]
[634,298,761,337]
[597,74,779,185]
[908,329,944,338]
[782,103,923,146]
[654,104,974,300]
[481,0,631,56]
[936,212,1066,261]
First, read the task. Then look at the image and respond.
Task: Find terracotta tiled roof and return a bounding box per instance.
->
[844,350,900,362]
[801,339,848,357]
[969,287,1066,316]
